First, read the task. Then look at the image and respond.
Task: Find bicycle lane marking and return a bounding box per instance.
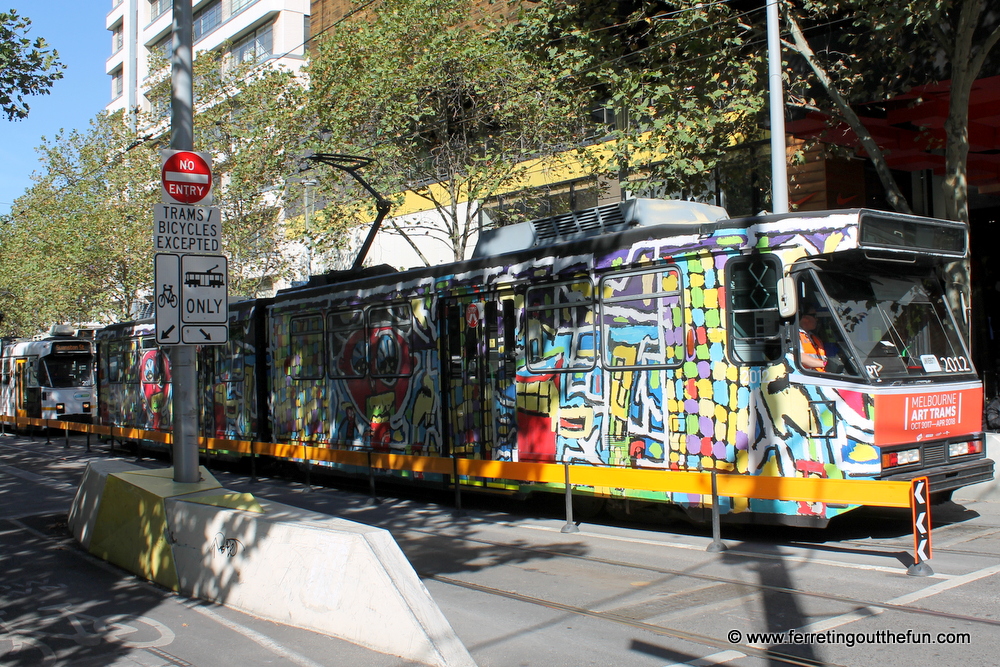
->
[181,601,327,667]
[6,517,327,667]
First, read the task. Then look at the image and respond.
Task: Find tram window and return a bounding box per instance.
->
[123,341,140,384]
[230,324,246,382]
[44,354,93,387]
[108,341,123,383]
[289,314,324,379]
[369,303,412,378]
[727,256,783,364]
[525,280,596,373]
[328,309,366,377]
[600,267,683,370]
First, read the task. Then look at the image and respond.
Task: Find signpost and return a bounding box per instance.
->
[908,476,933,576]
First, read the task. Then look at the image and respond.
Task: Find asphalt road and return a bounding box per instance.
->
[2,432,999,667]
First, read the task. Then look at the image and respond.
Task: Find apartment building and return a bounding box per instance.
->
[106,0,310,116]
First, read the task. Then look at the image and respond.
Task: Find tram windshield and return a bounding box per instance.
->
[42,354,94,387]
[812,269,971,381]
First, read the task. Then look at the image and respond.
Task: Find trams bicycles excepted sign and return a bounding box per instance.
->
[161,150,213,205]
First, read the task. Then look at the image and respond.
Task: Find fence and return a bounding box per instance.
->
[0,414,932,576]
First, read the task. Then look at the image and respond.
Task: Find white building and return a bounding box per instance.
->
[105,0,310,116]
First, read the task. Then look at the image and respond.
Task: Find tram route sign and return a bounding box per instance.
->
[161,149,213,205]
[154,253,228,345]
[153,204,222,254]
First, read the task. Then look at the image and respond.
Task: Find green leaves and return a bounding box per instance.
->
[0,10,64,121]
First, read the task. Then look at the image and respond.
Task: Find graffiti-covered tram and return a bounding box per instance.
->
[95,199,994,526]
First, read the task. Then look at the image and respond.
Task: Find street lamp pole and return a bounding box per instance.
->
[169,0,199,483]
[767,0,789,214]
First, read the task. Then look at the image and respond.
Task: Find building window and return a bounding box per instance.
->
[150,33,173,65]
[230,0,257,17]
[479,177,600,228]
[112,24,124,54]
[193,0,223,41]
[229,22,273,67]
[111,70,124,100]
[149,0,170,22]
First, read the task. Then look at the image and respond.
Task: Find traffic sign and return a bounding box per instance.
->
[910,476,932,565]
[154,253,181,345]
[161,149,213,205]
[154,253,228,345]
[181,254,228,327]
[153,204,222,254]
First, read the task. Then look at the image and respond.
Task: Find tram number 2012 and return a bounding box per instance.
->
[941,356,971,373]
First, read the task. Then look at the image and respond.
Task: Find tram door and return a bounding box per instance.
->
[14,357,40,419]
[439,294,517,459]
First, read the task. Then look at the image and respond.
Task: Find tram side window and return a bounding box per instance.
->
[289,314,324,380]
[368,303,412,378]
[108,341,123,383]
[600,267,683,369]
[525,280,596,372]
[214,324,245,382]
[727,256,783,364]
[123,340,140,384]
[328,309,366,377]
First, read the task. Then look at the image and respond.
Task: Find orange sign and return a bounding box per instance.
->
[874,386,983,446]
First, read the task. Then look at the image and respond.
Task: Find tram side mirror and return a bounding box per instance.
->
[777,276,797,319]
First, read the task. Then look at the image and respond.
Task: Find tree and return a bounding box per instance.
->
[509,0,766,205]
[304,0,595,265]
[1,52,309,333]
[185,53,311,295]
[783,0,1000,223]
[0,10,64,121]
[0,111,159,335]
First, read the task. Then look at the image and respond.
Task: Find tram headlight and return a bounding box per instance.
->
[882,448,920,469]
[83,402,92,413]
[949,441,983,458]
[56,403,65,414]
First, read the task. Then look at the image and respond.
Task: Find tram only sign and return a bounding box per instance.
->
[153,204,222,254]
[161,149,213,205]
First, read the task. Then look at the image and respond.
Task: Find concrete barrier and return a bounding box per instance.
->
[954,431,1000,504]
[68,461,475,667]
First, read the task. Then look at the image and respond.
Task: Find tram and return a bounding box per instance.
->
[96,199,994,526]
[0,325,96,424]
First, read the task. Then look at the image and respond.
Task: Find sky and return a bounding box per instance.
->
[1,2,110,215]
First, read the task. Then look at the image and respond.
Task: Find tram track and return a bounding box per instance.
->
[397,525,1000,631]
[425,572,845,667]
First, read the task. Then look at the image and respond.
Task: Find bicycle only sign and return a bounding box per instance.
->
[154,253,228,345]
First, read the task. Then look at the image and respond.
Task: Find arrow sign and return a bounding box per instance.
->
[161,149,213,205]
[910,476,932,564]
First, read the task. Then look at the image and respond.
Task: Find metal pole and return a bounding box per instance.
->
[561,463,579,534]
[766,0,789,214]
[452,456,464,517]
[366,449,380,505]
[170,0,200,484]
[706,469,728,552]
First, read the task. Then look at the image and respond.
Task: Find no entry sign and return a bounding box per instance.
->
[161,150,213,205]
